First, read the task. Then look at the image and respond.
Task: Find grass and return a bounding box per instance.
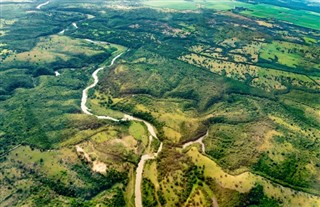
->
[143,0,251,11]
[180,43,320,92]
[259,41,320,70]
[186,147,320,207]
[5,146,77,180]
[143,0,198,10]
[204,0,250,10]
[204,121,270,171]
[143,161,160,190]
[129,121,148,147]
[91,127,118,143]
[1,1,320,206]
[143,0,320,30]
[279,89,320,109]
[184,185,211,207]
[124,168,135,207]
[76,121,148,169]
[2,35,113,68]
[260,42,301,68]
[87,92,125,120]
[60,125,114,147]
[1,120,144,206]
[240,4,320,31]
[304,36,318,44]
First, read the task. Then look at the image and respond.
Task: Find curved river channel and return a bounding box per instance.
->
[25,4,320,206]
[81,51,213,206]
[80,53,164,207]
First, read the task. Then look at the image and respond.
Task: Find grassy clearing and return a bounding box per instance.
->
[143,0,251,11]
[87,92,125,119]
[279,90,320,109]
[240,4,320,31]
[141,161,161,206]
[2,35,114,68]
[129,121,149,147]
[186,147,320,207]
[74,120,150,171]
[143,161,160,190]
[60,125,115,147]
[259,41,320,70]
[5,146,78,180]
[109,94,207,143]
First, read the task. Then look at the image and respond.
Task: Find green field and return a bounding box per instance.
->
[143,0,251,11]
[240,4,320,30]
[142,0,320,30]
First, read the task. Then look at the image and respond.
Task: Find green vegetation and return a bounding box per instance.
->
[142,178,158,207]
[142,0,320,30]
[239,4,320,31]
[129,122,149,147]
[258,41,320,71]
[1,0,320,206]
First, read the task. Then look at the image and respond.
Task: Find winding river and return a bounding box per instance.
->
[80,52,164,207]
[21,4,317,207]
[80,51,212,206]
[36,1,49,9]
[182,131,208,153]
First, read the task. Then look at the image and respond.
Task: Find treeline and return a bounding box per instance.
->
[0,52,112,71]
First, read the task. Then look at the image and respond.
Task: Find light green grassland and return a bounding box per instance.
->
[240,4,320,31]
[143,0,320,30]
[87,92,125,120]
[304,36,318,44]
[129,121,149,146]
[259,42,301,67]
[143,0,250,11]
[3,146,81,185]
[3,35,104,64]
[259,41,320,69]
[143,0,198,10]
[187,147,320,207]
